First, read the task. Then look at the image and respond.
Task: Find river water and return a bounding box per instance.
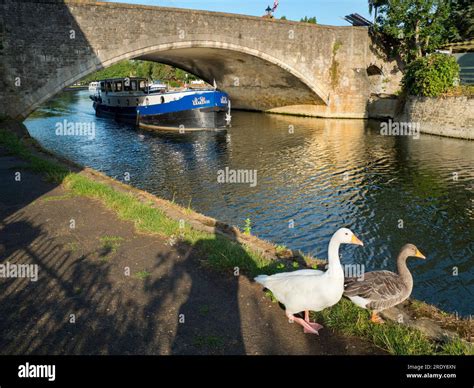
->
[24,90,473,316]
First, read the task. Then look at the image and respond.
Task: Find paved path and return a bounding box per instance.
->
[0,147,385,355]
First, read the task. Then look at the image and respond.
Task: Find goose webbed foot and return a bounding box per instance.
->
[370,311,385,324]
[304,310,324,333]
[286,311,323,335]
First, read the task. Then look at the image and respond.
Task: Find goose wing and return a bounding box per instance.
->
[269,269,324,278]
[255,269,323,286]
[255,269,325,308]
[344,271,408,311]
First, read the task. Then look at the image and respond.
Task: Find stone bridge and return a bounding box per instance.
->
[0,0,402,120]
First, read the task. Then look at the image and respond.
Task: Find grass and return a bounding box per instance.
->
[198,305,210,316]
[67,242,80,252]
[311,298,472,355]
[41,193,75,202]
[135,270,151,280]
[193,334,225,349]
[312,298,434,355]
[1,127,471,356]
[243,218,252,235]
[443,85,474,97]
[439,337,474,355]
[0,131,69,181]
[99,236,124,254]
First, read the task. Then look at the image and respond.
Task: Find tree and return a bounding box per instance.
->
[375,0,455,63]
[140,61,154,80]
[402,53,460,96]
[300,16,317,24]
[368,0,388,21]
[448,0,474,41]
[280,16,287,20]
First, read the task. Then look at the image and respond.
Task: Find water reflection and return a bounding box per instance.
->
[25,90,473,316]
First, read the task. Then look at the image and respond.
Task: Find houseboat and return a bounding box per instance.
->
[89,77,231,130]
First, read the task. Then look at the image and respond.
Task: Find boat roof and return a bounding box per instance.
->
[101,77,147,82]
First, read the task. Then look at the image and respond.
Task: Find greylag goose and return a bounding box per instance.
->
[344,243,426,323]
[255,228,363,334]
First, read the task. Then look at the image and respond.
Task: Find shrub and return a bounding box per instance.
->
[402,54,460,97]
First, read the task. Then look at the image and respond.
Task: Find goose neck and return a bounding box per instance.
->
[397,252,413,287]
[327,237,343,274]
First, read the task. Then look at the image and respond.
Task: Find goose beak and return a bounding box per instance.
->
[415,249,426,259]
[351,234,364,246]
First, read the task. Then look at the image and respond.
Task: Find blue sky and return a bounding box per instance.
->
[107,0,372,26]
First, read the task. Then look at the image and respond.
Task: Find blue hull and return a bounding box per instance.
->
[138,91,230,129]
[93,90,230,129]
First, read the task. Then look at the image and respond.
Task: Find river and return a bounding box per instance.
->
[24,90,473,316]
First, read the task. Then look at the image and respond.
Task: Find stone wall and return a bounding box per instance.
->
[367,95,399,119]
[398,96,474,140]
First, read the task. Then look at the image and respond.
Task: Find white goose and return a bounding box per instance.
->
[255,228,363,334]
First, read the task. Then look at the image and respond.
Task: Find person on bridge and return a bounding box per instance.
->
[263,0,279,18]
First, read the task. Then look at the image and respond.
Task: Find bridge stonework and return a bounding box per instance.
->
[0,0,402,119]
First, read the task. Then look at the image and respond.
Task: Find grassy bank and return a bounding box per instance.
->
[0,127,471,355]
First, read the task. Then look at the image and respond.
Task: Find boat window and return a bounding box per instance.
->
[115,81,123,92]
[131,80,137,91]
[100,82,105,92]
[161,96,165,104]
[139,80,146,91]
[106,82,112,92]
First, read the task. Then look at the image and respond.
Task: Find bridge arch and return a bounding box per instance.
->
[25,40,329,119]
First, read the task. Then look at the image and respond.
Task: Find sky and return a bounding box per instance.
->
[106,0,373,26]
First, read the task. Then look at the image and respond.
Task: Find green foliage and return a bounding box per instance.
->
[439,338,474,355]
[275,244,287,253]
[81,60,197,84]
[314,298,435,355]
[448,0,474,41]
[0,130,69,182]
[330,41,342,87]
[134,270,151,280]
[402,53,460,97]
[243,218,252,235]
[99,235,124,255]
[375,0,455,63]
[300,16,317,24]
[280,16,287,20]
[333,40,343,54]
[368,0,388,16]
